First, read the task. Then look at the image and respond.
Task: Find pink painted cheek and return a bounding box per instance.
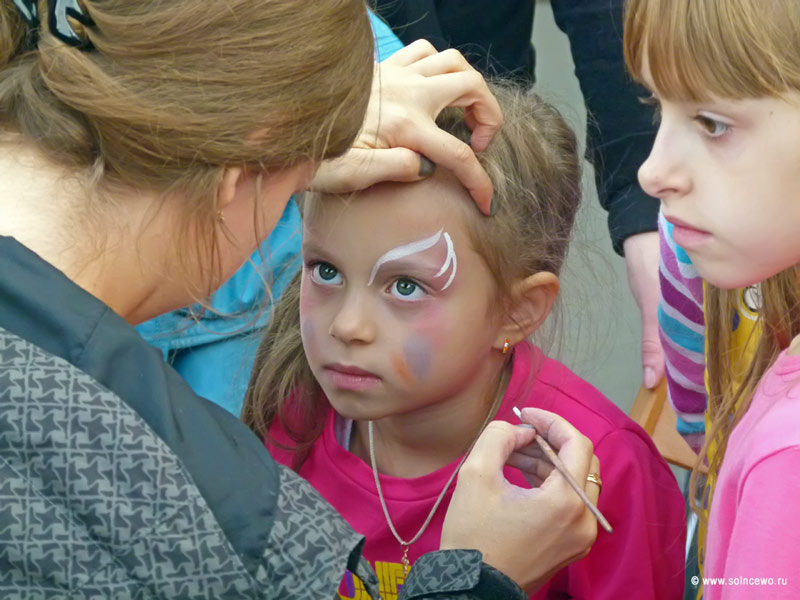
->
[299,277,321,360]
[300,317,318,363]
[407,302,444,334]
[299,276,317,315]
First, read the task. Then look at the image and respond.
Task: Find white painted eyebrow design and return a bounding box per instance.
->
[367,228,457,290]
[435,232,457,290]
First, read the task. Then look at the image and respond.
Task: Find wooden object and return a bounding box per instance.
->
[629,380,705,472]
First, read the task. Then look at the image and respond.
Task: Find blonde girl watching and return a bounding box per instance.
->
[625,0,800,596]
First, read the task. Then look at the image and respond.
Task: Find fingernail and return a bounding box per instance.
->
[418,155,435,177]
[643,367,656,389]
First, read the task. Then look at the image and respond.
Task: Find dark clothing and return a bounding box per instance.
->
[372,0,659,254]
[372,0,535,82]
[0,236,524,599]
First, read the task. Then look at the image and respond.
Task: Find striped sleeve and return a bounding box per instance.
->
[658,211,706,451]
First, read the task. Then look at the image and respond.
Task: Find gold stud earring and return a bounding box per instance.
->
[217,210,225,224]
[501,338,511,355]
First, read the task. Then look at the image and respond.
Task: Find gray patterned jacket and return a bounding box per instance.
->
[0,236,525,599]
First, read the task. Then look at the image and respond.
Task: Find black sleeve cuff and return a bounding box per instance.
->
[606,183,660,255]
[400,550,526,600]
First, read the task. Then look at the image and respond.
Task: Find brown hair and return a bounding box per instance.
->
[623,0,800,531]
[242,83,582,468]
[0,0,374,296]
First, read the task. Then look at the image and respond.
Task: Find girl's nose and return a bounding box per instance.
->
[328,292,376,344]
[638,122,691,201]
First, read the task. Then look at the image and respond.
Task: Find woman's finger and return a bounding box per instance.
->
[509,442,546,460]
[519,408,594,495]
[400,121,493,213]
[506,452,555,485]
[381,39,438,67]
[310,147,430,194]
[421,71,503,152]
[520,408,594,456]
[583,455,601,505]
[405,47,475,77]
[461,421,537,477]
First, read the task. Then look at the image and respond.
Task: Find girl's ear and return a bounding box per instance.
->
[217,166,246,211]
[494,272,559,348]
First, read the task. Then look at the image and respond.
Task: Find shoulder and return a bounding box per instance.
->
[515,343,650,448]
[266,390,334,468]
[267,465,368,597]
[731,353,800,472]
[2,325,365,598]
[504,343,673,489]
[0,327,262,594]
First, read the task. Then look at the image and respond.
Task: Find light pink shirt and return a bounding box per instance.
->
[705,349,800,598]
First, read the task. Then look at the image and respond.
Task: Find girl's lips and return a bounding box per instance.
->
[325,363,378,377]
[323,364,381,391]
[665,216,712,248]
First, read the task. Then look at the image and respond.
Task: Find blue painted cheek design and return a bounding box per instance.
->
[403,335,432,381]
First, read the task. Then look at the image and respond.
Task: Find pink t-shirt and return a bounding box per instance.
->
[268,342,686,599]
[704,349,800,599]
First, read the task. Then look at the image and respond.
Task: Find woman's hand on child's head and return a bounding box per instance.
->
[311,40,503,215]
[441,411,599,593]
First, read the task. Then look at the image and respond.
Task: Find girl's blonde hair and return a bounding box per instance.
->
[624,0,800,102]
[0,0,373,296]
[623,0,800,527]
[242,84,582,468]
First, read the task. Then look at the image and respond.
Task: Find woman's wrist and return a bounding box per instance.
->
[400,550,526,600]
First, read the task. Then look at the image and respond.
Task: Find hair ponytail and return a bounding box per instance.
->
[1,0,373,296]
[0,2,27,65]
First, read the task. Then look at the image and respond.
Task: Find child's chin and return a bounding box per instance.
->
[324,392,376,421]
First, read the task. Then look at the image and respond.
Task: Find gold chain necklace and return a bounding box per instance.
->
[367,402,498,577]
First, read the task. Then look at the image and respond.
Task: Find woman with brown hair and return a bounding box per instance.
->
[0,1,599,598]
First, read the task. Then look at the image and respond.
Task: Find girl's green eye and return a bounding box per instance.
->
[395,279,417,296]
[309,262,342,285]
[389,278,426,300]
[318,264,338,281]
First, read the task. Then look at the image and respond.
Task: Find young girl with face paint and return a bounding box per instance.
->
[243,85,686,599]
[624,1,800,597]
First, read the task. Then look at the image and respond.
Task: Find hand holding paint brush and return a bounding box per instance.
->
[443,410,602,592]
[512,406,612,534]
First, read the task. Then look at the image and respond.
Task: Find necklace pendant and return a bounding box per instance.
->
[401,544,410,577]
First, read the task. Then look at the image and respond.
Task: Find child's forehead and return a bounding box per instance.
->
[305,172,474,238]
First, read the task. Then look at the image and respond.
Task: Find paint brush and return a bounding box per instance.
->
[512,406,613,534]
